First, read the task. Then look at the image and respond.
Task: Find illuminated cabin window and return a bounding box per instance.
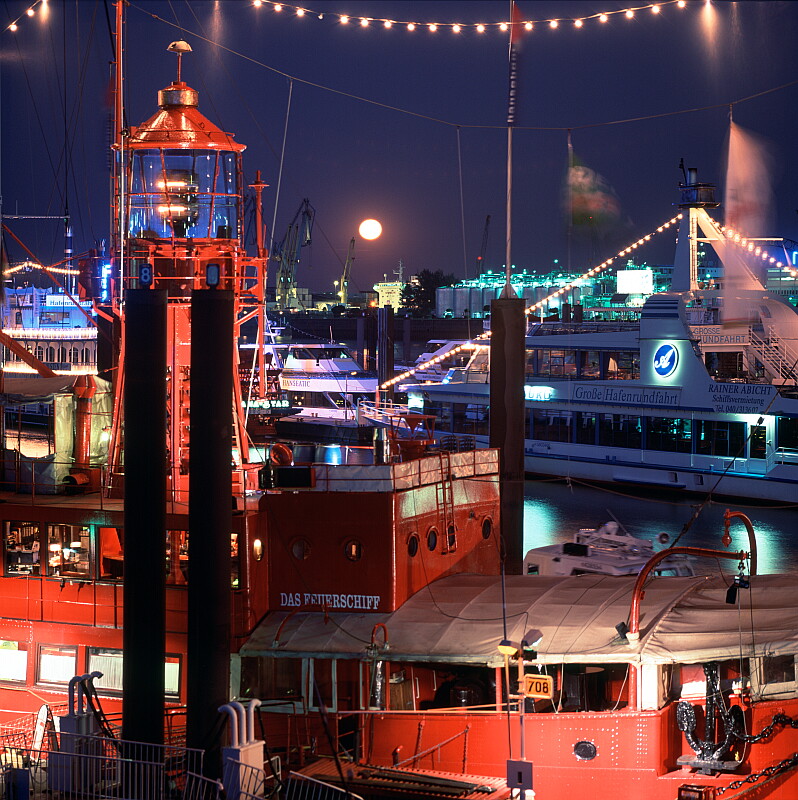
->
[87,648,181,698]
[37,644,77,686]
[4,521,42,577]
[344,540,362,562]
[166,531,189,585]
[231,533,240,589]
[98,527,124,580]
[47,524,91,578]
[0,641,28,683]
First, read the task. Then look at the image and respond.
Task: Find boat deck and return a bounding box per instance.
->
[295,758,512,800]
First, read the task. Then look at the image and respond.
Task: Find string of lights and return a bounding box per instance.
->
[5,259,79,277]
[252,0,689,34]
[717,224,798,280]
[380,212,684,390]
[4,0,46,33]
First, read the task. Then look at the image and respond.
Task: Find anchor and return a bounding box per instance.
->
[676,661,745,775]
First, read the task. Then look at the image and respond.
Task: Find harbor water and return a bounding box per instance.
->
[524,476,798,574]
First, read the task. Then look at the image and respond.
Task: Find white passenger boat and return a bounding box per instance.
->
[408,175,798,502]
[524,520,696,577]
[242,339,382,443]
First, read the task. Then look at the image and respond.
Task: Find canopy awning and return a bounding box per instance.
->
[241,573,798,668]
[0,375,111,405]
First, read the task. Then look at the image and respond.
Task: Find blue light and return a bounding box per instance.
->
[100,262,112,302]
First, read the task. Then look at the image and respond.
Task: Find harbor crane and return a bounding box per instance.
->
[337,236,356,307]
[476,214,490,275]
[273,198,315,310]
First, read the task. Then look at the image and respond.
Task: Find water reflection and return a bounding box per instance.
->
[524,479,797,574]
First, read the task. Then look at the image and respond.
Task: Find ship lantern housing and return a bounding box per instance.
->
[125,65,246,243]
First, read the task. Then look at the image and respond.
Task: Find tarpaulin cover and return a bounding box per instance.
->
[242,572,798,668]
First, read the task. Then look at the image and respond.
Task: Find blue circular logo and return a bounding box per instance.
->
[653,343,679,378]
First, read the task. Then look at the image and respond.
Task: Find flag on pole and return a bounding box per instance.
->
[507,2,524,126]
[724,121,774,236]
[566,154,622,228]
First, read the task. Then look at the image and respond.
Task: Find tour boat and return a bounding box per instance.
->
[406,176,798,503]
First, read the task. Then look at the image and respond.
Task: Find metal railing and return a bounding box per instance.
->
[0,728,204,799]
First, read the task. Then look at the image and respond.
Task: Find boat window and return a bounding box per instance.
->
[695,420,745,458]
[37,644,78,686]
[598,414,642,449]
[527,564,540,575]
[776,417,798,453]
[605,351,639,380]
[87,648,181,698]
[750,425,767,459]
[309,658,336,711]
[446,525,457,552]
[239,656,303,704]
[530,410,573,443]
[344,539,362,562]
[426,528,438,551]
[0,641,28,683]
[98,526,124,580]
[46,524,91,578]
[481,517,493,540]
[535,349,577,377]
[579,351,601,379]
[750,654,797,700]
[291,538,312,561]
[4,521,42,577]
[645,418,692,453]
[575,412,597,445]
[407,534,419,558]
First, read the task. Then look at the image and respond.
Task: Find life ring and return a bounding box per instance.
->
[270,442,293,466]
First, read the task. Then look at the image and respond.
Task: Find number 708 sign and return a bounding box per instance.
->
[523,673,554,699]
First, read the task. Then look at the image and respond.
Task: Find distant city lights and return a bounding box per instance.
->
[380,212,683,390]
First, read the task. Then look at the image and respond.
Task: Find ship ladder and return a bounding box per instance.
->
[436,452,456,553]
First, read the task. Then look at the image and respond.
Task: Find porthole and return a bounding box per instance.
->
[573,740,597,761]
[344,539,362,562]
[426,528,438,551]
[291,538,311,560]
[481,517,493,540]
[407,535,419,558]
[252,538,264,561]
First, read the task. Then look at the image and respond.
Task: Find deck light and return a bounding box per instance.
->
[498,639,519,656]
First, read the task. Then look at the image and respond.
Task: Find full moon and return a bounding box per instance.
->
[358,219,382,240]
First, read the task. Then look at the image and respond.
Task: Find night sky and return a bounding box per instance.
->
[2,0,798,295]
